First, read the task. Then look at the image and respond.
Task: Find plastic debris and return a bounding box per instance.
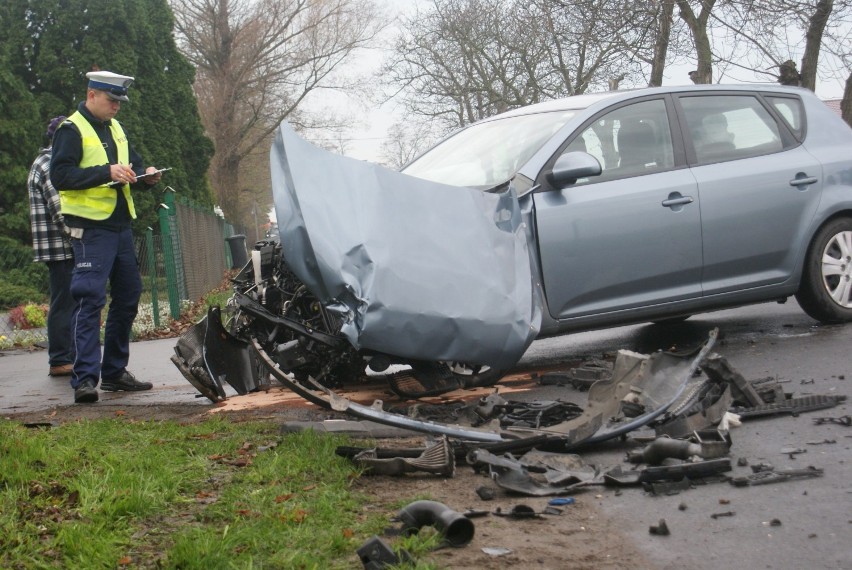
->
[649,519,670,535]
[548,497,576,506]
[482,547,513,556]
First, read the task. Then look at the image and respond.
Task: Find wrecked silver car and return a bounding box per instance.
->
[173,84,852,410]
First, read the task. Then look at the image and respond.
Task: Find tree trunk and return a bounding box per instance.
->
[677,0,716,84]
[842,71,852,128]
[212,152,242,223]
[800,0,833,91]
[650,0,675,87]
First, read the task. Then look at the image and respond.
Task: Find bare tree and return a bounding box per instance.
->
[170,0,385,222]
[649,0,677,86]
[676,0,717,84]
[708,0,851,94]
[383,0,651,131]
[615,0,696,87]
[801,0,834,89]
[379,119,440,169]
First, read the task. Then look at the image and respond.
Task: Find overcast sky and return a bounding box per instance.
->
[305,0,848,164]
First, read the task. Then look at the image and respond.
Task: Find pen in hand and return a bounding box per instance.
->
[109,162,136,185]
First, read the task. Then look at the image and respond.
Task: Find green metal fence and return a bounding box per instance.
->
[0,193,246,346]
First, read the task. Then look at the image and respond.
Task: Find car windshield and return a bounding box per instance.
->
[402,110,577,188]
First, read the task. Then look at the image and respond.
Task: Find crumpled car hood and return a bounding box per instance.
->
[269,121,541,369]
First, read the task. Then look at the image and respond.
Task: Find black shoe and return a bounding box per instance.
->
[101,371,153,392]
[74,379,99,403]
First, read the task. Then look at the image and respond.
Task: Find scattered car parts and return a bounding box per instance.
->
[731,394,847,419]
[357,536,411,570]
[394,500,475,547]
[627,430,731,465]
[730,466,824,486]
[812,415,851,426]
[353,436,455,477]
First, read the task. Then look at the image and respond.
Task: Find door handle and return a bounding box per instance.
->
[789,176,818,187]
[661,196,694,208]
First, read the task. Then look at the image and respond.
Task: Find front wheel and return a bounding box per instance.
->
[795,218,852,323]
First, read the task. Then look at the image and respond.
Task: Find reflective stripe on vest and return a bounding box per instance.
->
[58,112,136,220]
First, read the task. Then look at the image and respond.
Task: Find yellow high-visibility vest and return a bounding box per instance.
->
[58,112,136,220]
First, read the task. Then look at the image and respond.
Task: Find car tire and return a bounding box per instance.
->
[795,217,852,323]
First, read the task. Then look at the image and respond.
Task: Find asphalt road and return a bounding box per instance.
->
[514,300,851,570]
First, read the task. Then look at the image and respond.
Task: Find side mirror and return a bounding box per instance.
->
[545,151,602,188]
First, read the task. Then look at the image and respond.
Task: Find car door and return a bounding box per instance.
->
[534,97,703,321]
[675,93,823,295]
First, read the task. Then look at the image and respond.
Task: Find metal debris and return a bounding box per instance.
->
[353,436,455,477]
[493,504,542,519]
[813,415,851,426]
[702,354,764,407]
[730,466,824,487]
[654,375,733,438]
[467,448,600,496]
[603,458,731,487]
[731,394,847,419]
[493,400,584,428]
[644,478,692,496]
[627,430,731,465]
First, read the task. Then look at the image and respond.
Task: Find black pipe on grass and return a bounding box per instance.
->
[396,500,474,547]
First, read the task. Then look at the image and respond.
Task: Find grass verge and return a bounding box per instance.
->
[0,416,435,569]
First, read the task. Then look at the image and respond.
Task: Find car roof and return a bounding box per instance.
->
[489,83,813,120]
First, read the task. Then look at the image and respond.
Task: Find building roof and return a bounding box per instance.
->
[823,98,842,116]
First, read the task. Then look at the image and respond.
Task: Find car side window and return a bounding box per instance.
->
[680,95,784,164]
[766,96,804,140]
[560,99,674,185]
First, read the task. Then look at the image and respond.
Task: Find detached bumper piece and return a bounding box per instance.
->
[171,306,266,402]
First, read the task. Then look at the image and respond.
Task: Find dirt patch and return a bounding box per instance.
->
[2,402,329,425]
[351,449,654,569]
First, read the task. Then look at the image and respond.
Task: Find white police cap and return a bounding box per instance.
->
[86,70,134,102]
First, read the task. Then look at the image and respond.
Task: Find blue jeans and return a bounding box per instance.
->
[46,259,75,366]
[69,227,142,388]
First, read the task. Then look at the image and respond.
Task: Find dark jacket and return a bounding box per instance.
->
[50,101,146,231]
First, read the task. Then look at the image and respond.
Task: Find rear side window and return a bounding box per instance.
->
[766,96,804,139]
[680,95,784,164]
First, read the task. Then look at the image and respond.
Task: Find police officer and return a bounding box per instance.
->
[51,70,162,403]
